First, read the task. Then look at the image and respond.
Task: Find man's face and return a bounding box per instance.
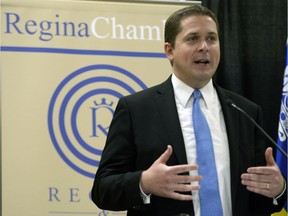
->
[165,15,220,89]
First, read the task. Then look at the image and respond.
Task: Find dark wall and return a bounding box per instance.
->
[202,0,287,143]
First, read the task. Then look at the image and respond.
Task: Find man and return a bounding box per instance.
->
[91,5,287,216]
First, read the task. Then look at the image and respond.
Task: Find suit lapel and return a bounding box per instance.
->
[215,84,241,213]
[153,77,188,165]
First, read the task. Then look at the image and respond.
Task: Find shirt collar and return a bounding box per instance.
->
[171,73,216,109]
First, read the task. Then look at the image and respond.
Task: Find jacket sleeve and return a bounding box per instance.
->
[91,97,144,211]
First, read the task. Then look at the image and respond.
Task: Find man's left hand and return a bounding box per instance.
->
[241,147,285,198]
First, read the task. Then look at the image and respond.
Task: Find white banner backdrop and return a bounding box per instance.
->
[1,0,200,215]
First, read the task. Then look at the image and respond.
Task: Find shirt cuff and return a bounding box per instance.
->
[139,182,151,204]
[273,180,286,205]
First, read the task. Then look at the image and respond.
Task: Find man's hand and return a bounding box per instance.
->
[140,145,202,201]
[241,147,285,198]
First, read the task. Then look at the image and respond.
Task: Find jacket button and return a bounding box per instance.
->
[132,205,141,210]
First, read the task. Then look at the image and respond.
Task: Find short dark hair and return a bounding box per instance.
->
[164,5,219,48]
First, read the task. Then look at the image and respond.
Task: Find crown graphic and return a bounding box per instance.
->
[93,98,113,107]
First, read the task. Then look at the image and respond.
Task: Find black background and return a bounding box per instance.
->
[201,0,287,150]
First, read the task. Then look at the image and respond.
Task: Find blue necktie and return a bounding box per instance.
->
[192,90,223,216]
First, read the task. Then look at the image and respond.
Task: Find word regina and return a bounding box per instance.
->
[3,12,166,42]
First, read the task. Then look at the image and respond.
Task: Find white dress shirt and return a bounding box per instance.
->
[172,74,232,216]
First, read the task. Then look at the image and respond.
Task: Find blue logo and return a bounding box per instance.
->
[48,64,147,178]
[278,70,288,143]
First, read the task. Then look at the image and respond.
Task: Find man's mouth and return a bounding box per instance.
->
[194,59,210,64]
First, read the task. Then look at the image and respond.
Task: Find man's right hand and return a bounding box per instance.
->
[140,145,202,201]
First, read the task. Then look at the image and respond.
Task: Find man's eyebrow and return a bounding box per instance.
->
[186,32,218,35]
[184,32,218,38]
[186,32,198,35]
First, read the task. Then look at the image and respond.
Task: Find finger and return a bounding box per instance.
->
[174,183,201,192]
[169,192,193,201]
[245,185,271,197]
[241,178,269,190]
[171,164,199,174]
[241,172,269,182]
[174,174,202,184]
[245,148,276,174]
[246,167,272,175]
[265,147,276,167]
[157,145,173,164]
[246,168,266,175]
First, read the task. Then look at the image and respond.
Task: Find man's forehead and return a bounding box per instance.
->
[179,15,218,33]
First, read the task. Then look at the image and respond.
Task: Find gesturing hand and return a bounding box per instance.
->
[241,147,285,198]
[140,145,202,201]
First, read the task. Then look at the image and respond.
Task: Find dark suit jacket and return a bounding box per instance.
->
[92,77,286,216]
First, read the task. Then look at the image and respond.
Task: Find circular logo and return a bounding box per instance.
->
[48,64,147,178]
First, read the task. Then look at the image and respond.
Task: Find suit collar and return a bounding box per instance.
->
[172,74,217,109]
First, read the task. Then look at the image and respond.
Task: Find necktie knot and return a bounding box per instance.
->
[193,89,201,99]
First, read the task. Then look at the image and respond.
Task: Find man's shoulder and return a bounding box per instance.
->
[215,84,261,110]
[123,76,172,101]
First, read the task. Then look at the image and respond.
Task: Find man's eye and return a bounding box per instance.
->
[188,37,198,41]
[207,36,217,41]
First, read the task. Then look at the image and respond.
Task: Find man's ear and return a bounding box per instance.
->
[164,42,174,62]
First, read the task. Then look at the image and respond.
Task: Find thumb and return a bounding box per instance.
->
[265,147,276,166]
[157,145,173,164]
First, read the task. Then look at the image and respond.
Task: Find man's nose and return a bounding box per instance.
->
[198,40,209,52]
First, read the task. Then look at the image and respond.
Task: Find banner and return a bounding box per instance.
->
[1,0,200,215]
[272,39,288,216]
